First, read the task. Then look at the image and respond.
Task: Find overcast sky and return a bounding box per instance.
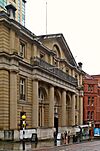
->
[25,0,100,75]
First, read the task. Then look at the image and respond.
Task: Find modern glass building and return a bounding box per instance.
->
[0,0,7,8]
[0,0,26,25]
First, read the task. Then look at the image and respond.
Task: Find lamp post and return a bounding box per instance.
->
[21,113,26,150]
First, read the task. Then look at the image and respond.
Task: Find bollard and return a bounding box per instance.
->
[22,130,25,150]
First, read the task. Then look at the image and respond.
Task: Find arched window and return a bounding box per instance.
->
[53,45,61,58]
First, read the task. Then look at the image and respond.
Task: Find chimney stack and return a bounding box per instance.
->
[5,4,16,20]
[78,62,83,70]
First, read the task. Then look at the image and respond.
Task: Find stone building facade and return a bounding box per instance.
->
[0,10,84,140]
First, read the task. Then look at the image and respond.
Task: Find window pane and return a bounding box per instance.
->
[88,97,90,105]
[19,42,25,58]
[20,78,25,100]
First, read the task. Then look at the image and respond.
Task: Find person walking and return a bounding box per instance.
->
[68,131,70,144]
[64,131,68,144]
[54,130,57,145]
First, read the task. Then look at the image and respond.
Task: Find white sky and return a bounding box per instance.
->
[25,0,100,75]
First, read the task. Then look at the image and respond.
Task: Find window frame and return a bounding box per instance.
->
[88,97,91,106]
[91,97,94,106]
[91,111,94,120]
[87,111,90,120]
[19,40,26,58]
[40,51,45,60]
[88,85,91,91]
[19,77,26,101]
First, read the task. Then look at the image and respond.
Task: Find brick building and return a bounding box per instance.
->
[92,75,100,128]
[0,9,84,140]
[83,74,100,137]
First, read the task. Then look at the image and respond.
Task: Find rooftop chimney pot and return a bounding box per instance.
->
[78,62,83,70]
[5,4,16,20]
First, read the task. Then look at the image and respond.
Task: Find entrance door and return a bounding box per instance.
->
[54,115,58,133]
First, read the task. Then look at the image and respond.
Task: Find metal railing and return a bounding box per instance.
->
[31,57,78,87]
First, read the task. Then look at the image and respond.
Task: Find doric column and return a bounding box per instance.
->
[49,85,54,127]
[32,80,38,127]
[79,95,83,125]
[61,90,66,126]
[10,71,17,129]
[71,94,75,125]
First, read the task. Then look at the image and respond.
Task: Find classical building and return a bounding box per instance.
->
[0,9,84,141]
[0,0,26,25]
[83,74,100,137]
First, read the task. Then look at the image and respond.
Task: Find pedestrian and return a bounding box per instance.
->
[68,131,70,144]
[64,131,68,144]
[54,130,57,145]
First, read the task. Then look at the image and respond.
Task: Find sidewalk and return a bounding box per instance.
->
[0,137,97,151]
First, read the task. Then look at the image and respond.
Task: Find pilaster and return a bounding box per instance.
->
[33,44,39,57]
[79,96,83,125]
[71,94,75,125]
[61,90,66,126]
[32,80,38,127]
[49,85,54,127]
[10,71,17,129]
[10,29,15,53]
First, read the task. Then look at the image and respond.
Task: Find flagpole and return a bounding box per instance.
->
[46,1,47,34]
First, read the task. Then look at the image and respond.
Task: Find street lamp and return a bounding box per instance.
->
[21,113,26,150]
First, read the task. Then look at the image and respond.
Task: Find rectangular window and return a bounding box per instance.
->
[75,74,77,79]
[88,85,91,91]
[91,85,93,91]
[87,111,90,120]
[88,85,93,92]
[88,97,91,106]
[20,78,26,100]
[40,52,45,60]
[91,97,94,106]
[91,111,94,120]
[75,96,77,109]
[19,42,26,58]
[66,68,69,73]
